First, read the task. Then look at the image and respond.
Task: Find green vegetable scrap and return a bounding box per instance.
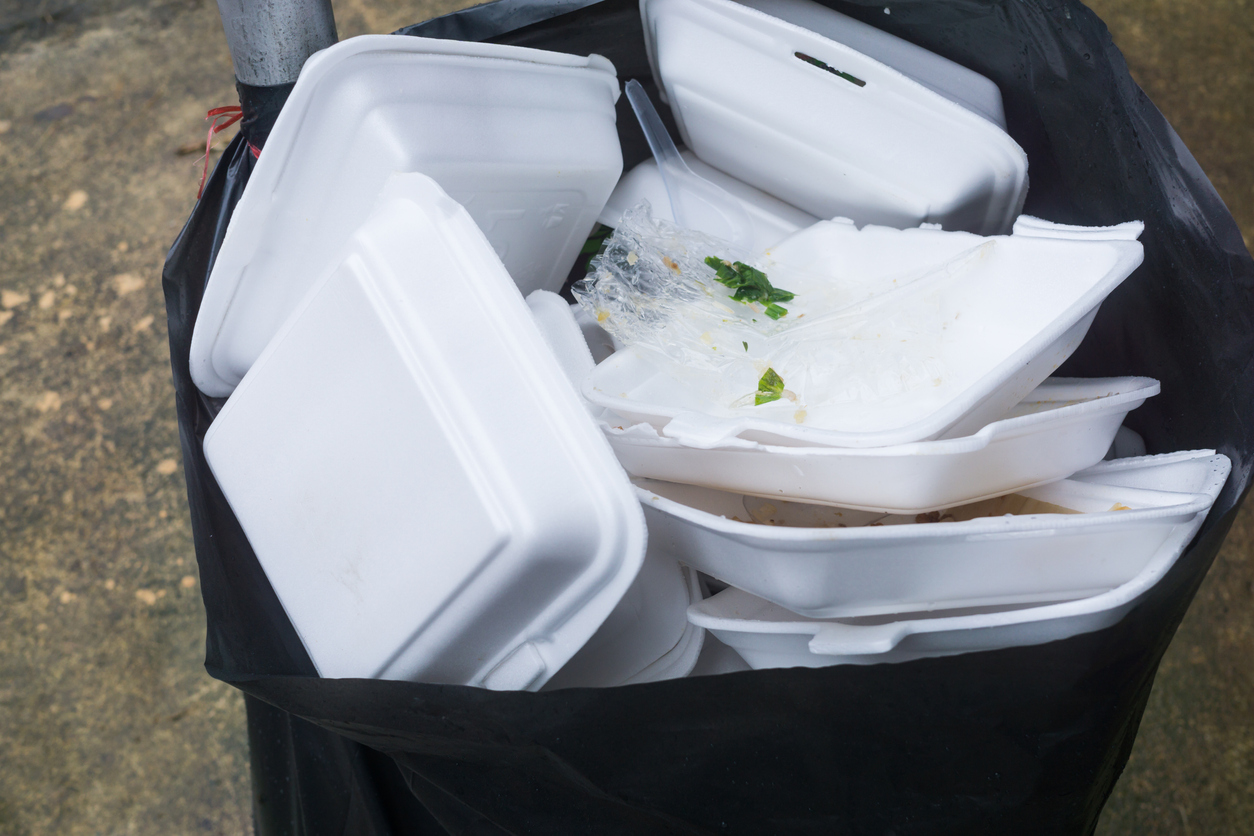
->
[703,256,795,319]
[580,223,612,255]
[794,52,867,87]
[755,367,786,406]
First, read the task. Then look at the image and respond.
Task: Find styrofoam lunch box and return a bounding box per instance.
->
[545,559,704,689]
[734,0,1007,128]
[203,173,646,691]
[686,451,1231,666]
[603,377,1160,513]
[191,35,623,397]
[583,217,1145,449]
[640,0,1028,232]
[645,450,1229,620]
[598,150,819,252]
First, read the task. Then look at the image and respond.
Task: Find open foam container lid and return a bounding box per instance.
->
[191,35,623,398]
[640,0,1028,232]
[583,218,1145,449]
[203,172,645,690]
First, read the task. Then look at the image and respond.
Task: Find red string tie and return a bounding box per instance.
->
[197,106,244,199]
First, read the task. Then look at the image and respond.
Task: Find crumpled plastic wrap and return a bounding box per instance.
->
[572,202,778,367]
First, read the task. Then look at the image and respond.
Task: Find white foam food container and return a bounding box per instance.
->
[687,451,1230,666]
[688,632,753,676]
[604,377,1159,513]
[734,0,1006,128]
[544,559,704,689]
[640,0,1028,232]
[583,219,1145,449]
[645,450,1229,621]
[599,151,819,251]
[191,35,623,397]
[203,173,646,691]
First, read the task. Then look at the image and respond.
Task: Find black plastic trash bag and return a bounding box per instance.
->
[162,1,1254,832]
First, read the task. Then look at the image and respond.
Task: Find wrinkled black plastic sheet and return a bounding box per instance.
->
[162,0,1254,832]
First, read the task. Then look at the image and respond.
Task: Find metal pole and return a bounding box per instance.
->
[216,0,338,87]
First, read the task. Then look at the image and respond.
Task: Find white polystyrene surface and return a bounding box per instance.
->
[583,220,1144,448]
[543,560,703,689]
[623,565,706,683]
[542,547,688,689]
[734,0,1006,127]
[526,290,599,390]
[528,290,703,689]
[640,0,1028,232]
[191,35,623,397]
[688,633,753,676]
[1012,215,1145,241]
[598,151,819,251]
[604,377,1159,512]
[655,450,1228,621]
[685,451,1230,665]
[203,173,645,690]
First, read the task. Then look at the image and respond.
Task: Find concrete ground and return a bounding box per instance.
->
[0,0,1248,833]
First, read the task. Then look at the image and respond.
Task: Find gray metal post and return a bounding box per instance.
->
[216,0,338,87]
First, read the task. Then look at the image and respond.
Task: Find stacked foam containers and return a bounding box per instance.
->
[191,1,1228,690]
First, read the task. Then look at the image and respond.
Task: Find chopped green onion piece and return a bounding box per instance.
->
[704,255,796,318]
[759,367,785,393]
[755,367,785,404]
[743,341,749,351]
[579,223,612,254]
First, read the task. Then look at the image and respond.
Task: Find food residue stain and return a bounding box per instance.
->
[914,511,958,524]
